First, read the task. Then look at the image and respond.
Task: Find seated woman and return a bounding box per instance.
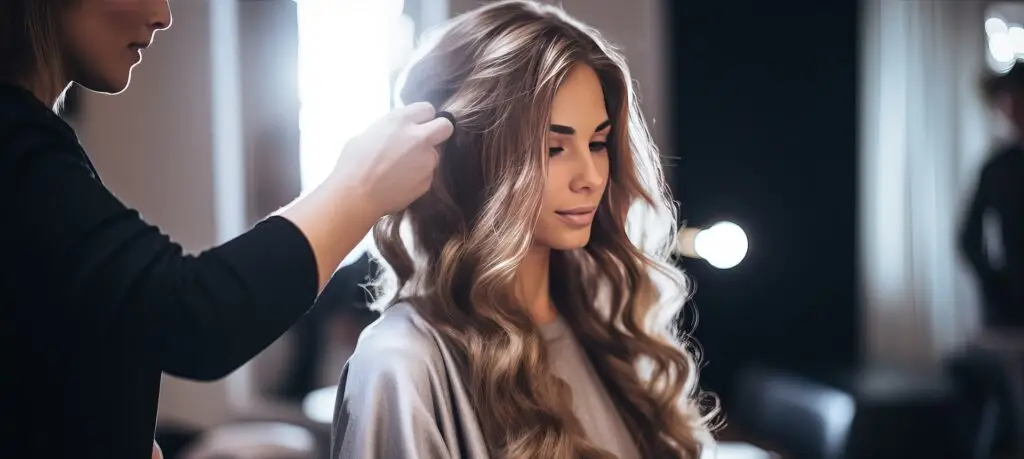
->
[331,1,719,458]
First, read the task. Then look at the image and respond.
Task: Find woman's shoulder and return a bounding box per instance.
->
[334,303,471,458]
[345,302,448,381]
[356,302,440,351]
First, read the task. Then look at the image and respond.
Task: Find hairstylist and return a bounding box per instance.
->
[0,1,452,457]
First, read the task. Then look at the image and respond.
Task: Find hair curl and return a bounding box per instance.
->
[369,1,721,457]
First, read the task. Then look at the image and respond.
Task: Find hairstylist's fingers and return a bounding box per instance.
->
[416,116,455,147]
[434,110,456,128]
[398,101,437,124]
[429,146,441,168]
[417,147,441,193]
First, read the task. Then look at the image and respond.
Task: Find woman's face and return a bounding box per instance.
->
[61,0,171,93]
[533,64,611,251]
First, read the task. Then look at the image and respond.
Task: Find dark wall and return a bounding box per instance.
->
[666,0,861,402]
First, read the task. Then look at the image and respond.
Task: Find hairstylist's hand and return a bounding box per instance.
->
[331,101,454,216]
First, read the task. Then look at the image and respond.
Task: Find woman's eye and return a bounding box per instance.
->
[548,146,565,156]
[589,142,608,152]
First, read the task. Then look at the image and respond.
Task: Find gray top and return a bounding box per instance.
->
[539,317,642,459]
[330,303,643,458]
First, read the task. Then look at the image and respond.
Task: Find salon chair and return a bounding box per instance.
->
[178,422,317,459]
[803,365,959,459]
[172,328,321,459]
[945,347,1020,459]
[732,366,856,459]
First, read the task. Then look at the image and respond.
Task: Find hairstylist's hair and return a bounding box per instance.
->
[980,62,1024,105]
[370,1,719,457]
[0,0,64,93]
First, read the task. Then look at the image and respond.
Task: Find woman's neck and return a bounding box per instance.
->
[16,76,68,108]
[516,246,558,325]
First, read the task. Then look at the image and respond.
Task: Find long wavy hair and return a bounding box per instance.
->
[369,1,719,457]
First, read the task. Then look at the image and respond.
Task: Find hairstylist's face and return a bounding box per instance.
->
[62,0,172,94]
[533,64,611,251]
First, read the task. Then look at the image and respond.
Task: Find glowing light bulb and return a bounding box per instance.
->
[1009,26,1024,56]
[990,32,1016,63]
[693,222,748,269]
[987,17,1009,36]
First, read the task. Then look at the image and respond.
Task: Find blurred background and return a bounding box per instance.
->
[62,0,1024,458]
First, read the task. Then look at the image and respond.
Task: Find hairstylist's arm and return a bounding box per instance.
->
[11,102,451,381]
[279,102,451,288]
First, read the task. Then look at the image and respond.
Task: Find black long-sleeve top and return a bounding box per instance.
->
[0,84,320,457]
[958,143,1024,328]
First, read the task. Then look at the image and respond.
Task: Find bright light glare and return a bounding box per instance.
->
[986,17,1009,36]
[1009,26,1024,54]
[694,222,748,269]
[989,32,1016,62]
[987,16,1024,71]
[301,385,337,424]
[297,0,407,268]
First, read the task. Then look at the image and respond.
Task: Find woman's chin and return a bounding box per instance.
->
[546,233,593,251]
[101,73,132,95]
[76,71,132,95]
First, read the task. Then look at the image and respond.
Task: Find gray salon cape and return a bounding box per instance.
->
[331,303,491,458]
[330,302,719,459]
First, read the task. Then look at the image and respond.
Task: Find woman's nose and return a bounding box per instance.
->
[149,0,172,31]
[570,148,605,192]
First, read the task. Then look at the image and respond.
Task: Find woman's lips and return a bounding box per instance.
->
[555,207,597,228]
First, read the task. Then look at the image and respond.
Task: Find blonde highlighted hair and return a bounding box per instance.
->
[369,1,720,457]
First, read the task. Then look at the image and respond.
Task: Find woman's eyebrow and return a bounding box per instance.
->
[549,119,612,135]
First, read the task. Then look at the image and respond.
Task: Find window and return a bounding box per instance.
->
[296,0,417,267]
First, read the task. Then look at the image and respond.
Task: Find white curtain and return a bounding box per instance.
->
[859,0,994,367]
